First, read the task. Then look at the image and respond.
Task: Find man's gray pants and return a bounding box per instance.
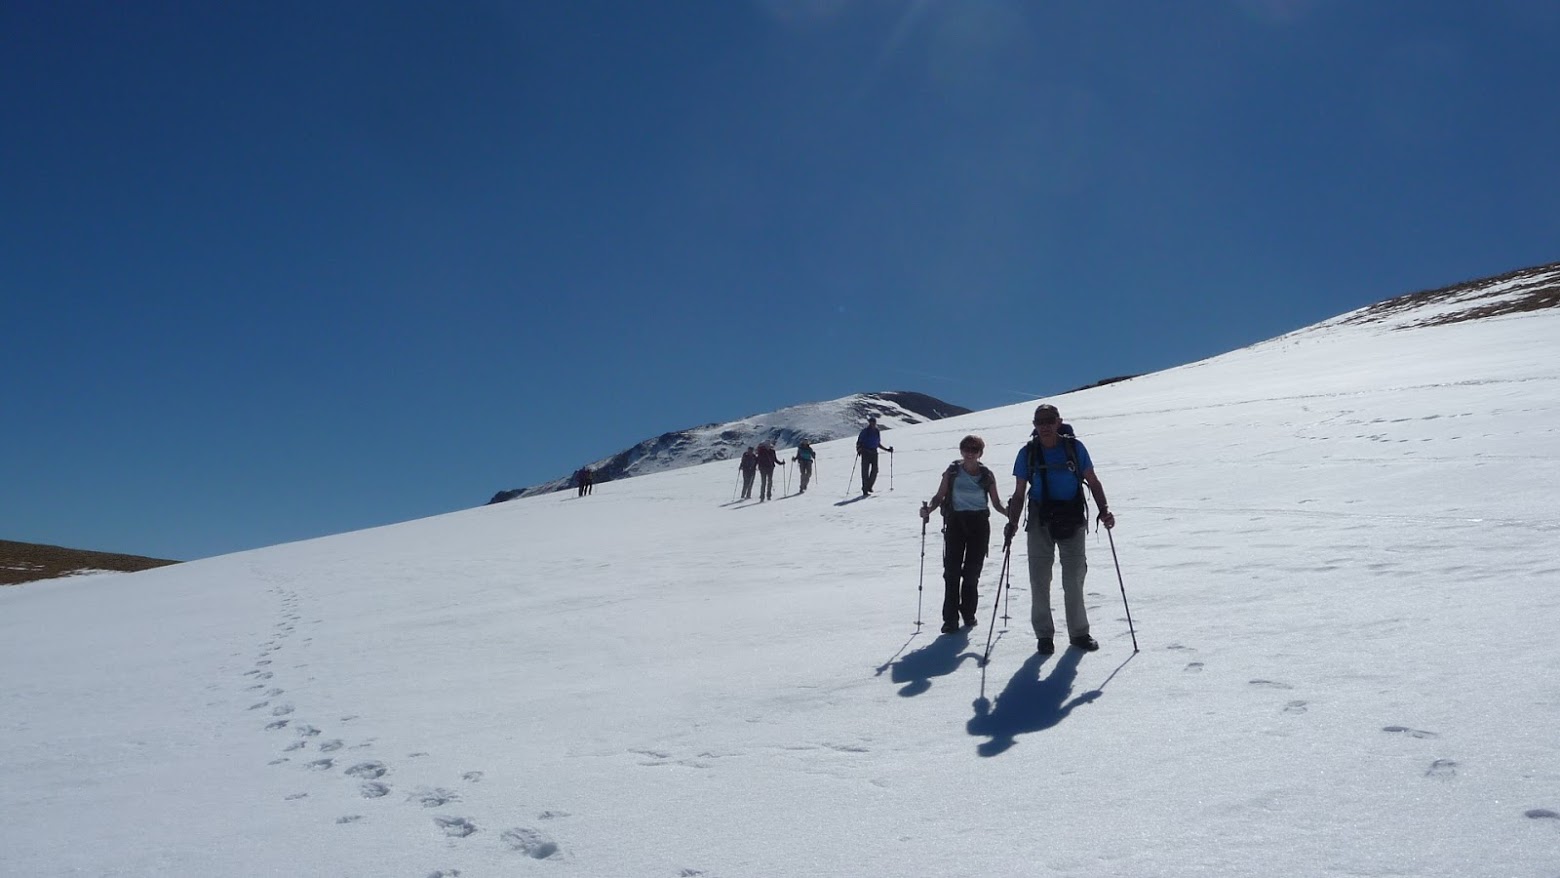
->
[1027,527,1089,639]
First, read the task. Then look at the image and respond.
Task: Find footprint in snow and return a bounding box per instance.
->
[318,739,344,753]
[1383,725,1438,739]
[284,741,306,752]
[265,720,289,731]
[1184,662,1204,672]
[270,705,294,717]
[1283,700,1308,714]
[359,782,391,799]
[1249,679,1294,690]
[1426,759,1458,779]
[335,815,363,825]
[427,871,462,878]
[306,759,334,771]
[295,724,321,737]
[501,826,560,859]
[344,761,388,780]
[285,793,308,801]
[407,787,461,808]
[247,702,269,711]
[433,816,477,838]
[461,771,483,783]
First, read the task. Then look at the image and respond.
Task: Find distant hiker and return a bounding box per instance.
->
[755,442,785,501]
[793,440,817,494]
[1007,404,1115,654]
[855,416,894,496]
[739,447,759,500]
[575,467,594,497]
[921,435,1014,634]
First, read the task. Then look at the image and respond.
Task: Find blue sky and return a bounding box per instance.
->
[4,0,1557,560]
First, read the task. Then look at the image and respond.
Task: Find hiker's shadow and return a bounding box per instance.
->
[887,631,982,697]
[967,650,1101,756]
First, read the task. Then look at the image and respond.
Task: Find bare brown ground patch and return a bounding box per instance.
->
[0,539,178,586]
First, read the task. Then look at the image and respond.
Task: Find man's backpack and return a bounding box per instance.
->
[1025,426,1088,539]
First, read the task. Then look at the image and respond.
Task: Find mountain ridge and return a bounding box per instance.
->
[488,390,972,503]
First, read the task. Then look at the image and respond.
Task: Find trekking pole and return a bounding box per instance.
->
[889,449,894,491]
[1105,526,1139,652]
[783,461,791,496]
[846,454,859,497]
[731,471,739,502]
[915,504,928,632]
[1004,527,1017,620]
[981,532,1013,664]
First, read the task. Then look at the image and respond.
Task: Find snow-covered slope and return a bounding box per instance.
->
[490,390,969,501]
[3,265,1559,878]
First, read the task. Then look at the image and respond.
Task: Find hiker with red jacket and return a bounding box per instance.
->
[755,442,785,501]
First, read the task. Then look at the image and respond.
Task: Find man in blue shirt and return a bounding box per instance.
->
[855,416,894,496]
[1006,404,1115,654]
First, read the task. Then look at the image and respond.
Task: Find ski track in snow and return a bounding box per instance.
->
[243,585,568,868]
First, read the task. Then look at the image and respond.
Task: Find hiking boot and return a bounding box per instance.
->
[962,615,978,628]
[940,621,959,634]
[1037,637,1055,655]
[1069,635,1100,652]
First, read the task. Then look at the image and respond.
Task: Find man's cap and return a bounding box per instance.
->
[1034,404,1060,420]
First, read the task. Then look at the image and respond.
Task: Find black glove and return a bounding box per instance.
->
[1003,521,1018,541]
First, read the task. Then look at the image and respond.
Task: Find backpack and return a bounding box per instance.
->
[1025,426,1088,539]
[939,461,995,517]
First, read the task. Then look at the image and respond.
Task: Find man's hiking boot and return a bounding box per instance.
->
[1069,635,1100,652]
[962,615,978,629]
[1037,637,1055,655]
[940,622,959,634]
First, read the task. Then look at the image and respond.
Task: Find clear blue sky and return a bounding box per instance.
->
[4,1,1557,561]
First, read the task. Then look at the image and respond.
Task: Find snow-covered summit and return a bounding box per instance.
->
[489,390,969,501]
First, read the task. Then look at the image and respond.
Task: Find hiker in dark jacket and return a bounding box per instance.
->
[920,435,1014,633]
[855,416,894,495]
[738,447,759,500]
[575,467,594,497]
[755,442,785,501]
[793,440,817,494]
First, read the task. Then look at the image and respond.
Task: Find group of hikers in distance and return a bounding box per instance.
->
[736,414,889,501]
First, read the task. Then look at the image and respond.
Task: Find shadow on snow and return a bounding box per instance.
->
[966,650,1101,757]
[884,630,982,697]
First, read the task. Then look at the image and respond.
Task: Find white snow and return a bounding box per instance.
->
[3,301,1559,878]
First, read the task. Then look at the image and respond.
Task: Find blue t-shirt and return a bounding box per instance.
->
[1013,439,1093,503]
[857,426,881,451]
